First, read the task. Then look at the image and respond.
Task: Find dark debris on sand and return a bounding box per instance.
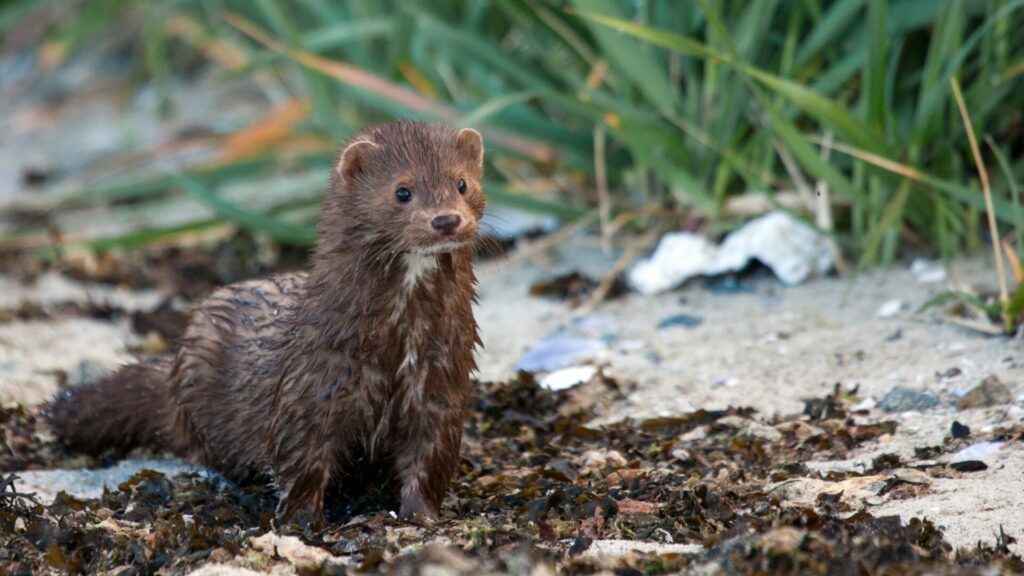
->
[1,376,1022,575]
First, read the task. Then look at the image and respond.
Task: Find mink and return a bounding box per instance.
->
[47,120,486,526]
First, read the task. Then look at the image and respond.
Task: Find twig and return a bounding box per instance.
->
[0,473,40,509]
[500,212,598,269]
[1002,239,1023,284]
[594,124,611,254]
[772,141,816,213]
[606,206,674,238]
[815,131,850,276]
[951,77,1010,330]
[578,227,660,313]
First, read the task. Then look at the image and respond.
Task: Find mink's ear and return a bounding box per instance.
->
[456,128,484,169]
[335,139,381,184]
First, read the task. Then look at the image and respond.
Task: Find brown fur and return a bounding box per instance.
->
[48,121,485,526]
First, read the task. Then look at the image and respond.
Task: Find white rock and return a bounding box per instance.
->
[910,258,947,283]
[188,565,270,576]
[539,365,597,391]
[251,532,347,569]
[13,459,199,503]
[581,540,703,560]
[628,232,717,295]
[851,397,877,412]
[877,299,905,318]
[628,211,833,295]
[706,211,832,285]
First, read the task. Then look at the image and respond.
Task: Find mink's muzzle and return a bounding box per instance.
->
[431,214,462,236]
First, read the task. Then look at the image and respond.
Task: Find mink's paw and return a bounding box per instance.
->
[399,490,439,521]
[276,501,326,531]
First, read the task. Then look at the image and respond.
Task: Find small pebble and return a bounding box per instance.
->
[539,366,597,391]
[950,421,970,439]
[957,375,1012,409]
[949,460,987,472]
[877,299,904,318]
[516,336,604,372]
[704,276,753,295]
[910,259,947,283]
[67,358,112,387]
[657,313,703,330]
[878,387,940,413]
[571,314,618,334]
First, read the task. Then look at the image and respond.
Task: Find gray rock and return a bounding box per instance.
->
[66,358,113,387]
[716,415,783,442]
[878,387,940,413]
[957,375,1013,409]
[13,458,199,503]
[657,313,703,330]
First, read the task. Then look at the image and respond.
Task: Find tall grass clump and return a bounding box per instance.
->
[1,0,1022,268]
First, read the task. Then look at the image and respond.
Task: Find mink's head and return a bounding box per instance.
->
[324,121,486,256]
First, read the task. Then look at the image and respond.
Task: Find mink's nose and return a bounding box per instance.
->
[431,214,462,236]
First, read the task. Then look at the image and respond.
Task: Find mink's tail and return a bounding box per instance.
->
[46,357,176,456]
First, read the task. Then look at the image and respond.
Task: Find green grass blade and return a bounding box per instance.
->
[986,135,1023,257]
[302,18,394,52]
[569,0,678,115]
[864,0,887,133]
[175,175,317,246]
[573,9,887,153]
[458,92,539,128]
[794,0,862,67]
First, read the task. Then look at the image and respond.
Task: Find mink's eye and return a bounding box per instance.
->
[395,187,412,204]
[457,178,467,194]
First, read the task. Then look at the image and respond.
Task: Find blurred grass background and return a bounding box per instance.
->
[1,0,1022,268]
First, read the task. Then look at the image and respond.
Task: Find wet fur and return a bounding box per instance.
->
[48,121,485,526]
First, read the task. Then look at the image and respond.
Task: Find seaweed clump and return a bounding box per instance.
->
[1,375,1021,574]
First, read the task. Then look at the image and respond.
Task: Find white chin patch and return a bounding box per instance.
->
[402,253,439,290]
[414,241,467,255]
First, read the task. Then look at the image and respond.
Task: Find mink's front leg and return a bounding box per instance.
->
[271,367,355,529]
[275,460,330,529]
[395,403,464,519]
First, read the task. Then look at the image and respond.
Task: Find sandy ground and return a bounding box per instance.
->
[1,238,1021,558]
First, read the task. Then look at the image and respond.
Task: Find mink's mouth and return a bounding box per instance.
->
[412,241,470,255]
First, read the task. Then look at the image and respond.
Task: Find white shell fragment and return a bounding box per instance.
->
[539,365,598,391]
[877,299,905,318]
[628,211,833,295]
[952,442,1003,462]
[910,258,947,284]
[515,335,605,372]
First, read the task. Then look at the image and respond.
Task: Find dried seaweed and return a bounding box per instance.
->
[1,375,1020,574]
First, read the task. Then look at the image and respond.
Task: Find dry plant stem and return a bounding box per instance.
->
[946,316,1005,336]
[772,140,815,213]
[951,77,1010,328]
[1002,239,1023,284]
[815,131,835,233]
[594,124,611,255]
[578,227,660,313]
[815,131,850,277]
[500,212,598,269]
[584,60,609,90]
[606,206,675,238]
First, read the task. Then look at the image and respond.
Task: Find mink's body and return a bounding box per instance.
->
[48,121,486,526]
